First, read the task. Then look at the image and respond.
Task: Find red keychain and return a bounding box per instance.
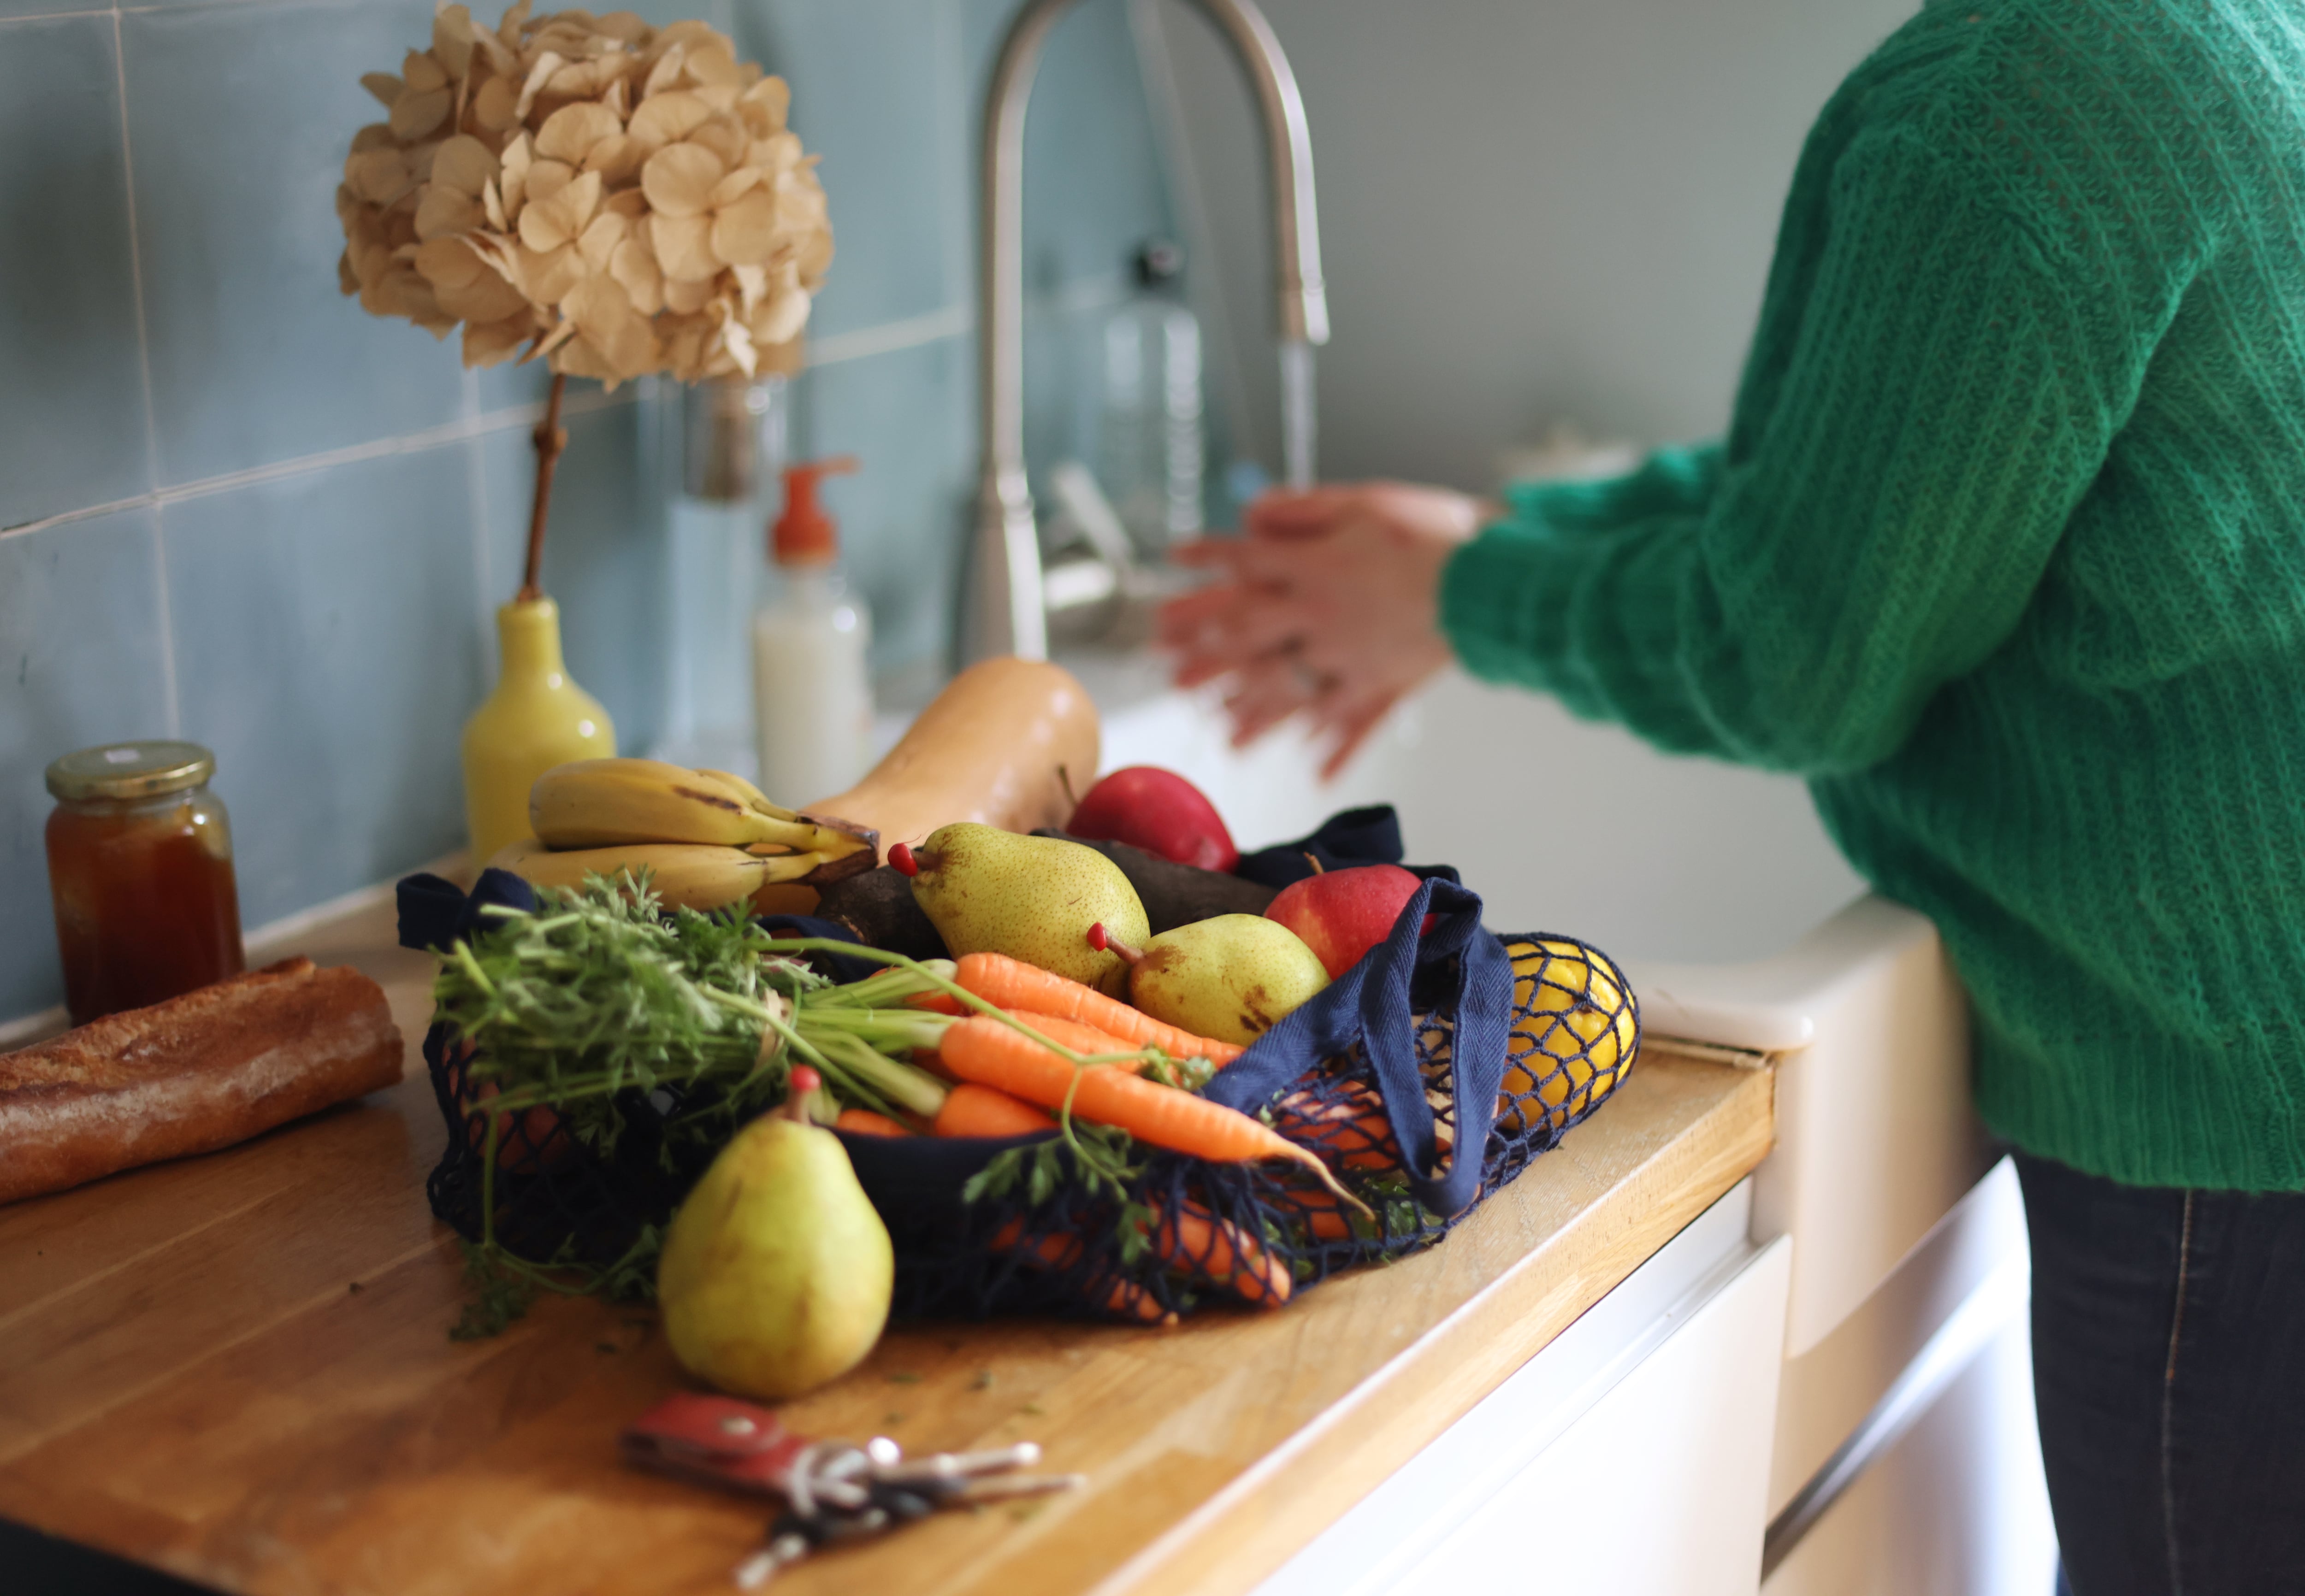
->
[621,1393,815,1496]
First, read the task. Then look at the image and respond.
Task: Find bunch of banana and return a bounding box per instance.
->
[489,760,878,913]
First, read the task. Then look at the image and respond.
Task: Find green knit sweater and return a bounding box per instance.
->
[1441,0,2305,1191]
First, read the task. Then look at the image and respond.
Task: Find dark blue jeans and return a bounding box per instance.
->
[2017,1152,2305,1596]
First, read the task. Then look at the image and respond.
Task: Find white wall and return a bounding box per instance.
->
[1142,0,1916,489]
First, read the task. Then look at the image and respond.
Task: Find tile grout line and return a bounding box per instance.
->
[109,2,157,499]
[3,284,1105,544]
[929,0,972,332]
[807,303,971,369]
[461,369,500,659]
[108,2,181,733]
[0,387,634,542]
[151,509,180,736]
[0,0,304,20]
[0,6,117,25]
[0,0,419,20]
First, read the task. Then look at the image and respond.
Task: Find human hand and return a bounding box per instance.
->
[1157,481,1488,778]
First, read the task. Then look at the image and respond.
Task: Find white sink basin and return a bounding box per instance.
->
[1087,659,1867,966]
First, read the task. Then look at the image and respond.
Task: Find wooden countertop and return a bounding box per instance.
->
[0,898,1773,1596]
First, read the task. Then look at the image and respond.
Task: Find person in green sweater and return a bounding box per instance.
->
[1162,2,2304,1590]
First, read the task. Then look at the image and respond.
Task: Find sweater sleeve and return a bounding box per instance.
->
[1441,129,2159,774]
[1498,442,1724,536]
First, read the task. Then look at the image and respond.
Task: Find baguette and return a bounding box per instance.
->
[0,957,404,1205]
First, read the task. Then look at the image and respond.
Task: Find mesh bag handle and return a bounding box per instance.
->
[1202,876,1510,1218]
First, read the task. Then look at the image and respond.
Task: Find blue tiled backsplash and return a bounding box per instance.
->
[0,0,1178,1023]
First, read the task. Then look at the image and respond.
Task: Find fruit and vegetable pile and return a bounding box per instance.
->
[402,659,1638,1402]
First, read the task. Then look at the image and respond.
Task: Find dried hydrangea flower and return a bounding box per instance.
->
[337,2,833,387]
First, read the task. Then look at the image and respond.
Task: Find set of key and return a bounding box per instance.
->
[733,1436,1082,1587]
[620,1393,1084,1588]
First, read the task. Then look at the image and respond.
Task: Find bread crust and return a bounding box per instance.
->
[0,958,405,1205]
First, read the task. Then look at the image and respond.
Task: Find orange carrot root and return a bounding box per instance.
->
[1134,1202,1292,1308]
[834,1107,915,1137]
[991,1218,1174,1324]
[951,953,1244,1067]
[938,1015,1372,1219]
[935,1083,1059,1138]
[1273,1082,1453,1171]
[997,1010,1142,1060]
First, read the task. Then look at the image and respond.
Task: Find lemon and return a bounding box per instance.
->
[1497,936,1638,1135]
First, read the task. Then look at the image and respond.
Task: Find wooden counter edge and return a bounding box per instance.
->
[1101,1063,1776,1596]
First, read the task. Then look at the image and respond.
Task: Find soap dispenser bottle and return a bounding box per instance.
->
[752,456,871,803]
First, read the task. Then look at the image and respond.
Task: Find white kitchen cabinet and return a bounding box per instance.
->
[1257,1184,1792,1596]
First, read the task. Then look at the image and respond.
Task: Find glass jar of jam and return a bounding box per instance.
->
[45,741,245,1026]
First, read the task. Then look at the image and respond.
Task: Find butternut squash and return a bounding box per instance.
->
[804,657,1100,865]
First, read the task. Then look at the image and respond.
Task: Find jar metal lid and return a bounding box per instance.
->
[46,741,216,802]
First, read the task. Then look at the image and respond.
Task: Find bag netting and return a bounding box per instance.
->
[412,872,1640,1324]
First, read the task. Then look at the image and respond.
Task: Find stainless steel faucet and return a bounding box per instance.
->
[963,0,1329,663]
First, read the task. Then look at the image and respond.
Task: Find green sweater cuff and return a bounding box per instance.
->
[1440,523,1574,691]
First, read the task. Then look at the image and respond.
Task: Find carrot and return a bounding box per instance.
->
[995,1011,1141,1059]
[1130,1203,1291,1308]
[463,1075,572,1172]
[989,1203,1286,1314]
[835,1107,914,1137]
[935,1083,1059,1138]
[907,991,966,1015]
[1295,1174,1482,1240]
[951,953,1245,1066]
[1272,1081,1452,1171]
[932,1010,1167,1078]
[991,1218,1172,1324]
[937,1015,1370,1216]
[1301,1199,1354,1242]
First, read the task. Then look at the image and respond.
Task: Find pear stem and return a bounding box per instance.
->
[781,1065,822,1123]
[888,843,937,878]
[1086,922,1145,965]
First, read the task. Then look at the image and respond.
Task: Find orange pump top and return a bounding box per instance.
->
[771,455,859,567]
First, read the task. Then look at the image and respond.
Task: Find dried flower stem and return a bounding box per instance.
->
[517,371,567,602]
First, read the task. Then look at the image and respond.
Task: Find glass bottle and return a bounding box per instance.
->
[44,741,245,1025]
[662,375,786,775]
[1098,239,1206,552]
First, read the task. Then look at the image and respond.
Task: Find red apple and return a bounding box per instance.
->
[1067,766,1240,872]
[1264,864,1426,978]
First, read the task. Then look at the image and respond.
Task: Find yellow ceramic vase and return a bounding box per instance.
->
[462,597,616,867]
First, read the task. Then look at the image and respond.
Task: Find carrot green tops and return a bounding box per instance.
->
[1441,0,2305,1190]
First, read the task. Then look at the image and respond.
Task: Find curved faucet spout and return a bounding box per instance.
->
[963,0,1327,665]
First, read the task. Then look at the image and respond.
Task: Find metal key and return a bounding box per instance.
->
[728,1435,1085,1587]
[868,1439,1040,1486]
[733,1506,893,1590]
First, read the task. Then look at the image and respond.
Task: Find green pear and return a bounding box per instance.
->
[902,822,1150,995]
[1113,913,1330,1047]
[656,1087,892,1401]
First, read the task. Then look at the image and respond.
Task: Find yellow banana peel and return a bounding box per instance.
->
[488,838,839,913]
[527,758,875,881]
